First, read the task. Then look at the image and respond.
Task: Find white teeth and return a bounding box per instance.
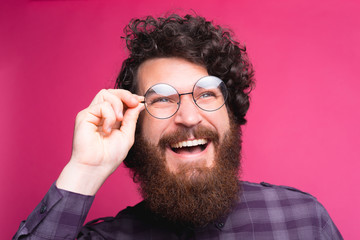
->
[171,139,207,149]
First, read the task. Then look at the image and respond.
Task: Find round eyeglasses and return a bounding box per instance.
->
[142,76,228,119]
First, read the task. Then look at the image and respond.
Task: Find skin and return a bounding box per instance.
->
[56,57,230,195]
[137,58,230,173]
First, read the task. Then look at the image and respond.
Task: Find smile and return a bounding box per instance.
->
[170,139,208,154]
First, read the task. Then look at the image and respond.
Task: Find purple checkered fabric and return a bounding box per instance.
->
[14,181,342,239]
[14,183,94,240]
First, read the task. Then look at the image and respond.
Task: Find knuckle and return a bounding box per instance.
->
[102,101,112,108]
[103,100,110,105]
[99,89,108,95]
[76,109,86,119]
[95,89,108,100]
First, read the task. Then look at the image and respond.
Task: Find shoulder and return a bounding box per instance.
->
[241,181,315,199]
[238,181,331,221]
[239,181,324,213]
[227,181,343,239]
[237,181,333,227]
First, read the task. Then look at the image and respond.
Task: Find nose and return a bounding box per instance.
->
[174,94,202,127]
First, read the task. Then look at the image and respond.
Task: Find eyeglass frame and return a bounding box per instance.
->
[140,75,228,119]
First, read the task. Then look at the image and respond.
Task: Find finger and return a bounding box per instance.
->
[119,103,145,142]
[87,101,117,134]
[135,94,145,103]
[99,90,125,121]
[112,97,144,130]
[90,89,143,120]
[107,89,143,108]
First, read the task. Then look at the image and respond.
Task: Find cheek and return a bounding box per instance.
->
[212,109,231,139]
[139,114,166,145]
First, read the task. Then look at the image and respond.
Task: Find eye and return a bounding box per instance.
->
[147,95,179,107]
[150,97,171,104]
[198,91,217,99]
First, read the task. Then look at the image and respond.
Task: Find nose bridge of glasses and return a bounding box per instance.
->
[178,91,197,105]
[179,91,193,98]
[175,90,202,125]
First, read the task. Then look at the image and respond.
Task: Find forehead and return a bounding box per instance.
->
[137,58,209,95]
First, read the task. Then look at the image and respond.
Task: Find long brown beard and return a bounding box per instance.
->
[125,121,242,227]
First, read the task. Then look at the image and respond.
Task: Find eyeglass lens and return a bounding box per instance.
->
[143,76,227,119]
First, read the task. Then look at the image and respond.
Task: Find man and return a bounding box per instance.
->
[14,14,342,239]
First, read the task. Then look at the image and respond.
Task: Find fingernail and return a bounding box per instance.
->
[107,127,112,133]
[118,111,123,118]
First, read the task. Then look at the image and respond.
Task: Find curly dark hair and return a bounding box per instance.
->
[115,14,255,125]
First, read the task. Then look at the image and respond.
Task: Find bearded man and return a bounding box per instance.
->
[14,14,342,239]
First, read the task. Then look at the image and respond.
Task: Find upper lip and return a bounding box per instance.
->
[170,139,208,149]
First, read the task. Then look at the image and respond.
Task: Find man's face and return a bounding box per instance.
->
[137,57,231,173]
[130,57,241,226]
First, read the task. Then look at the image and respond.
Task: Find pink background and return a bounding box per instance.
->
[1,0,359,239]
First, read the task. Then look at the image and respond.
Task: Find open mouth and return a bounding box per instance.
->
[170,139,208,154]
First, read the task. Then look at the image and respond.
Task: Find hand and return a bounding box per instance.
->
[56,89,144,195]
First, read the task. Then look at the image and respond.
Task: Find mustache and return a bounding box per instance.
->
[158,125,220,150]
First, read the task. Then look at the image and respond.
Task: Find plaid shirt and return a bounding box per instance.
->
[14,181,342,239]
